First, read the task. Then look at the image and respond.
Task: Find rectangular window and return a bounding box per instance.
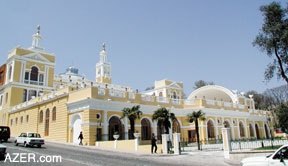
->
[5,93,8,104]
[39,74,43,83]
[28,90,37,100]
[0,95,2,106]
[8,66,12,80]
[10,119,13,126]
[23,89,27,102]
[24,72,29,80]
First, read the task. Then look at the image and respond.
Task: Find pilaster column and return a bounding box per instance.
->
[253,121,257,140]
[103,111,108,141]
[263,121,267,139]
[11,61,15,82]
[205,120,209,144]
[153,120,157,138]
[245,119,248,140]
[215,117,219,142]
[124,117,128,140]
[237,118,240,140]
[230,118,235,140]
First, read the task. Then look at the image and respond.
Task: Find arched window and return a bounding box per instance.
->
[39,110,43,123]
[30,66,38,81]
[172,119,181,133]
[26,115,29,123]
[173,91,177,99]
[224,121,230,128]
[239,121,245,137]
[159,92,163,97]
[249,124,254,137]
[141,118,151,140]
[20,116,23,124]
[207,120,215,138]
[108,116,123,140]
[45,109,50,136]
[52,107,56,121]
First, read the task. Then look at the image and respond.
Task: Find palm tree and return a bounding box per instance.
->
[186,110,206,150]
[121,105,142,139]
[152,107,176,137]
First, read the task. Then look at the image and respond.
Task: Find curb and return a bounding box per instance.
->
[44,139,174,157]
[224,159,241,166]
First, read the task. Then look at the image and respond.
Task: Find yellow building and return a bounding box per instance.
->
[0,26,274,146]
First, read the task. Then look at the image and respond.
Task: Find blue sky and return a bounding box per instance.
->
[0,0,285,95]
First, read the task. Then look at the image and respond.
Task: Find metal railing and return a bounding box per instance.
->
[171,99,181,105]
[156,96,168,103]
[141,95,154,102]
[24,80,44,86]
[98,88,105,96]
[109,89,125,98]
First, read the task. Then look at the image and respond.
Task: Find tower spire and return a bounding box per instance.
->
[96,43,111,84]
[37,24,40,34]
[30,24,44,51]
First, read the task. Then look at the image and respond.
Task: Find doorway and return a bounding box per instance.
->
[188,130,197,142]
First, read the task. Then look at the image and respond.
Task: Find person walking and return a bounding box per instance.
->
[78,131,83,145]
[151,133,157,154]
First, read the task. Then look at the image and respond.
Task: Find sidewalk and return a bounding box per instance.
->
[45,140,234,166]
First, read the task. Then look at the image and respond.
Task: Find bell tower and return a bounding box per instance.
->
[96,43,111,84]
[30,25,44,51]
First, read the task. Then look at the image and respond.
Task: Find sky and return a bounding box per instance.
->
[0,0,286,96]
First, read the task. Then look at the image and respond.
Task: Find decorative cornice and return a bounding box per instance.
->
[66,98,268,122]
[8,93,68,114]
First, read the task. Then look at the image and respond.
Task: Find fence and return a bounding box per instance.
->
[180,138,288,152]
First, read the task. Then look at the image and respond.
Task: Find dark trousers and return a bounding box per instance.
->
[151,143,157,153]
[79,139,83,145]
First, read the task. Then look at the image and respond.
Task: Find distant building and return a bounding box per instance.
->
[0,26,273,145]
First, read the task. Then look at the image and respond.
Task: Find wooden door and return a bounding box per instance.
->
[96,128,102,141]
[188,130,197,142]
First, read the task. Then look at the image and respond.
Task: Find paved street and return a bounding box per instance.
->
[1,138,232,166]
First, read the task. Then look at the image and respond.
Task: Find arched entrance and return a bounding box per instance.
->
[172,119,181,133]
[207,120,215,138]
[141,118,151,140]
[255,124,260,139]
[224,120,232,139]
[239,121,245,138]
[109,116,123,140]
[70,114,82,144]
[264,124,270,139]
[249,123,254,138]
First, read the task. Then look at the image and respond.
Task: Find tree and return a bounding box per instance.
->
[145,86,154,91]
[121,105,142,139]
[186,110,206,150]
[263,85,288,106]
[245,90,267,110]
[253,2,288,84]
[275,103,288,133]
[152,107,176,136]
[194,80,214,89]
